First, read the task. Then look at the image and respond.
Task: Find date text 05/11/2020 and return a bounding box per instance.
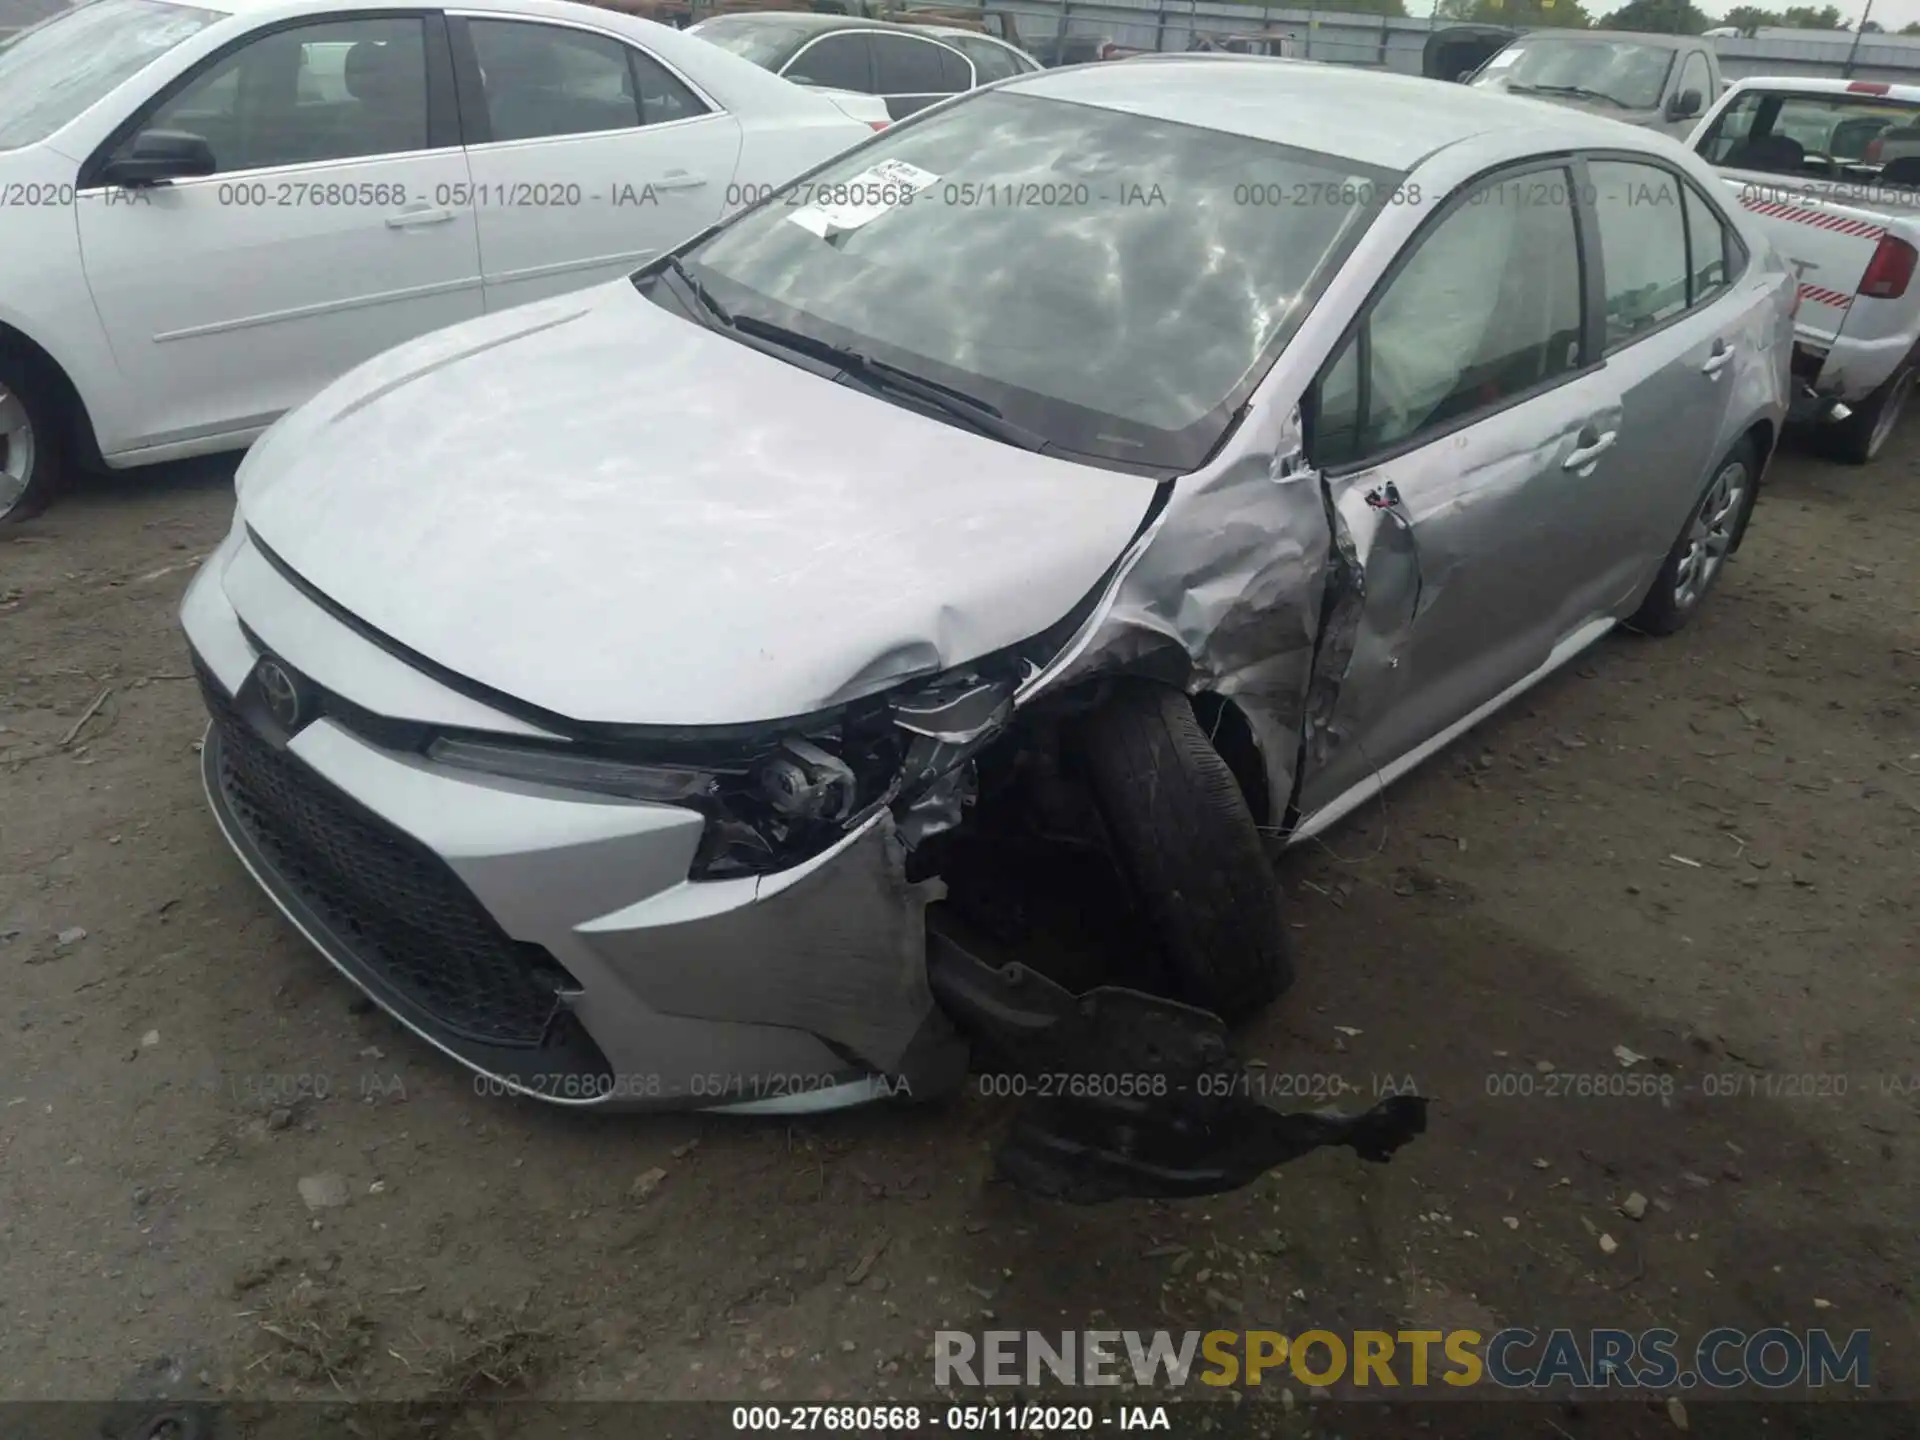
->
[729,1404,1174,1431]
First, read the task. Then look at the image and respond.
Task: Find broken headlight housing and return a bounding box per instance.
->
[424,667,1019,883]
[693,667,1018,880]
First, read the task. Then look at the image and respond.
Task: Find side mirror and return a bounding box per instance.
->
[1669,87,1703,121]
[99,128,216,187]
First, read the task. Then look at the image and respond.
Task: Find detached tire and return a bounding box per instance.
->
[1078,683,1291,1019]
[0,349,66,524]
[1818,362,1916,465]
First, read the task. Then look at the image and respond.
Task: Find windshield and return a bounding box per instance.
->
[687,16,812,68]
[0,0,222,151]
[1472,37,1675,112]
[662,90,1390,471]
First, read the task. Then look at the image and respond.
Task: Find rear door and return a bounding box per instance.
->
[453,14,741,312]
[1568,156,1745,596]
[1296,162,1624,818]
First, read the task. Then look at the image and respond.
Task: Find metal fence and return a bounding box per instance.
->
[985,0,1920,82]
[14,0,1920,80]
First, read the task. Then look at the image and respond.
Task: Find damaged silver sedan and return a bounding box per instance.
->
[180,58,1793,1201]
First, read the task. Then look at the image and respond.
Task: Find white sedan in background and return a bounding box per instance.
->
[0,0,876,521]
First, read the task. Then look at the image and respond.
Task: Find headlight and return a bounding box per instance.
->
[426,736,721,804]
[423,666,1019,882]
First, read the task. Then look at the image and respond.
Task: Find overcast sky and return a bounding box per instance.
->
[1405,0,1920,25]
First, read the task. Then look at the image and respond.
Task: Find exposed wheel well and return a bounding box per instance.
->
[1188,691,1272,831]
[0,322,103,471]
[1731,420,1772,553]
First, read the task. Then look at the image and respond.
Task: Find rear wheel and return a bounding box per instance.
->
[0,351,65,524]
[1818,362,1915,465]
[1077,682,1292,1019]
[1626,438,1758,636]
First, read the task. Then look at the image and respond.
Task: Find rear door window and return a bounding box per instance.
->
[1682,179,1737,307]
[468,21,640,141]
[934,41,972,92]
[872,33,959,95]
[1588,160,1689,349]
[783,33,872,91]
[960,36,1022,82]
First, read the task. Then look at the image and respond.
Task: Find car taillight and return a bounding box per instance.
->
[868,120,889,130]
[1859,234,1918,298]
[1848,80,1891,94]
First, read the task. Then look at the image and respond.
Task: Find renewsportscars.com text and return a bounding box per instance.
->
[934,1328,1872,1391]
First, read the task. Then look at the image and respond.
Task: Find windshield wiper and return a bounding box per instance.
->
[656,254,735,329]
[1508,81,1630,109]
[727,314,1049,453]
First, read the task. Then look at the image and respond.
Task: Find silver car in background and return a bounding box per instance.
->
[179,57,1791,1192]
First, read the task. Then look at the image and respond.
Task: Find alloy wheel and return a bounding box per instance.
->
[1671,460,1747,613]
[0,381,36,521]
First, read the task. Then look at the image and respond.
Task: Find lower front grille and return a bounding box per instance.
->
[198,668,579,1050]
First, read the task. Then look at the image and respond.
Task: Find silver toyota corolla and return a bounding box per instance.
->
[180,57,1792,1187]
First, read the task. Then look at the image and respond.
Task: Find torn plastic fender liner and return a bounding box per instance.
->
[1016,405,1336,820]
[927,932,1427,1203]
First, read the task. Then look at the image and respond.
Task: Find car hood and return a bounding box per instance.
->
[237,281,1161,728]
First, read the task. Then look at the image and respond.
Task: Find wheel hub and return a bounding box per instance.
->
[1673,461,1746,612]
[0,381,36,519]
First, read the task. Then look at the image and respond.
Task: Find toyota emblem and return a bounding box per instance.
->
[256,658,303,731]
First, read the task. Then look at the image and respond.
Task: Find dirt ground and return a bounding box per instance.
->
[0,431,1915,1430]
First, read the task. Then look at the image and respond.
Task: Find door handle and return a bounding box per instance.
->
[1563,429,1618,472]
[653,172,707,191]
[386,206,456,228]
[1701,340,1733,378]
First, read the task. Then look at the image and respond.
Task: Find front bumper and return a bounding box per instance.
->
[180,523,1434,1198]
[182,532,966,1112]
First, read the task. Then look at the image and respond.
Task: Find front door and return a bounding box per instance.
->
[1296,164,1626,819]
[456,16,741,311]
[75,13,483,457]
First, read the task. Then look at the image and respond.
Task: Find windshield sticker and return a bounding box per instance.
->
[786,160,941,240]
[1484,49,1519,69]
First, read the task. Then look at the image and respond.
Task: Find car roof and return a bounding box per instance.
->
[1502,29,1698,49]
[912,23,1022,49]
[1003,56,1652,171]
[689,9,933,36]
[1721,74,1920,104]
